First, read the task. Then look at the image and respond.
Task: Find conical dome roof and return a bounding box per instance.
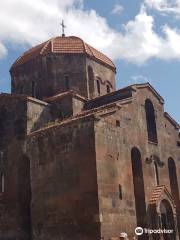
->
[11,36,116,71]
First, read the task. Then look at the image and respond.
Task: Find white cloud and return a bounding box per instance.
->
[111,3,124,15]
[1,0,180,64]
[145,0,170,10]
[107,6,180,64]
[127,75,154,86]
[107,6,163,64]
[0,0,117,59]
[145,0,180,16]
[0,42,7,59]
[131,75,150,83]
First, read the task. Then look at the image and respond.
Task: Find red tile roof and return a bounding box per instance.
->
[149,185,176,208]
[11,36,116,71]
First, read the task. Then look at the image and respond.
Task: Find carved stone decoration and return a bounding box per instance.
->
[145,154,165,168]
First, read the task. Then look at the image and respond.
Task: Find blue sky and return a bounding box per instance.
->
[0,0,180,123]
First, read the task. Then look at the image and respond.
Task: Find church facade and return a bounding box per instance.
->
[0,36,180,240]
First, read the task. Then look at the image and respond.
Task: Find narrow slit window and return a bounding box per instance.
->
[20,85,24,94]
[116,120,120,127]
[96,80,100,95]
[0,173,4,193]
[107,85,110,93]
[32,81,36,97]
[65,75,70,90]
[119,184,122,200]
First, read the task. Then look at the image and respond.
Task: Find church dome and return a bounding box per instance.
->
[11,36,116,71]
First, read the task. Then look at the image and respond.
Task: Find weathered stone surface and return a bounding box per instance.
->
[11,53,116,100]
[27,118,100,240]
[0,36,179,240]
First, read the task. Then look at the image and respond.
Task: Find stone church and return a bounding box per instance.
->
[0,35,180,240]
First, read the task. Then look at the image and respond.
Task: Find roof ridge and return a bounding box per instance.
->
[132,82,164,104]
[24,41,45,55]
[81,38,88,54]
[51,37,55,52]
[85,43,116,70]
[85,43,95,58]
[40,39,51,55]
[164,112,180,129]
[89,43,115,66]
[10,55,22,70]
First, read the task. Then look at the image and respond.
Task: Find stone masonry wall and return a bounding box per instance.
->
[27,117,100,240]
[11,54,116,101]
[11,54,88,100]
[94,87,180,239]
[0,94,31,240]
[86,58,116,99]
[27,97,52,133]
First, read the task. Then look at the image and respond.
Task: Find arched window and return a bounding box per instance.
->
[168,158,180,236]
[32,81,36,97]
[131,147,147,228]
[96,79,100,95]
[168,158,179,200]
[0,173,4,193]
[145,99,158,143]
[88,66,94,97]
[106,85,111,93]
[65,75,70,91]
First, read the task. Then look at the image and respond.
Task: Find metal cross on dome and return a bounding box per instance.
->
[61,20,66,37]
